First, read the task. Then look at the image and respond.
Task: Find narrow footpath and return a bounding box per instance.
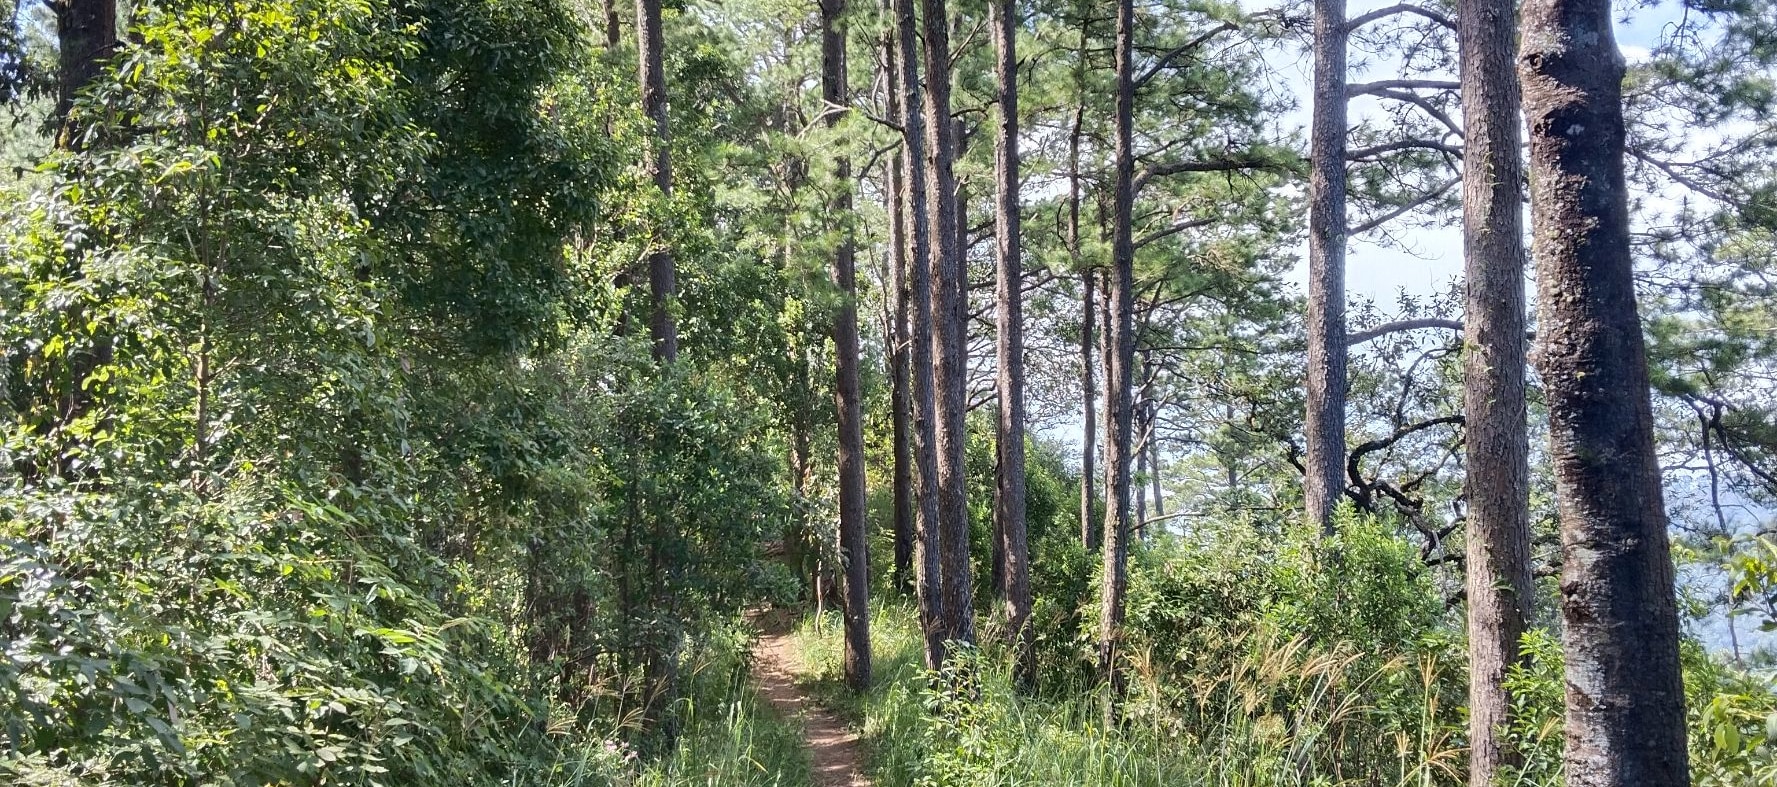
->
[750,612,872,787]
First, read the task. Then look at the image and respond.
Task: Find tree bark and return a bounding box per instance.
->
[1098,265,1113,504]
[1135,430,1148,525]
[1458,0,1534,782]
[891,0,948,671]
[884,93,916,598]
[920,0,974,652]
[1520,0,1690,781]
[1069,19,1098,554]
[1080,268,1100,551]
[1098,0,1135,724]
[636,0,678,362]
[605,0,626,332]
[821,0,871,694]
[1305,0,1349,535]
[990,0,1034,691]
[1148,402,1165,522]
[52,0,117,148]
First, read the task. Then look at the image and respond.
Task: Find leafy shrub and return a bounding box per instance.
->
[1115,513,1461,784]
[2,480,559,784]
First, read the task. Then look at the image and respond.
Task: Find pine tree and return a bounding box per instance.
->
[1457,0,1533,781]
[1521,0,1691,780]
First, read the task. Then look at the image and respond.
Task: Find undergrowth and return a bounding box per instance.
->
[535,621,813,787]
[788,518,1777,787]
[792,601,1453,787]
[789,519,1469,787]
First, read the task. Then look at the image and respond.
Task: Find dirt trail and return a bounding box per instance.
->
[750,612,871,787]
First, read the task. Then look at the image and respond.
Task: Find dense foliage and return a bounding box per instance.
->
[1,0,790,782]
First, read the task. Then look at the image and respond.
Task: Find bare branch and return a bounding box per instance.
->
[1628,147,1736,204]
[1348,415,1466,495]
[1368,88,1465,138]
[1133,153,1288,192]
[1347,138,1462,161]
[1349,79,1461,97]
[862,111,904,133]
[1133,217,1215,250]
[1346,3,1457,32]
[1134,22,1239,88]
[1347,177,1459,235]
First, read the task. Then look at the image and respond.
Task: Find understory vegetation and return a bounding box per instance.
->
[791,515,1777,786]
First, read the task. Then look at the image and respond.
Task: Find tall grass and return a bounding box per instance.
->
[789,601,1465,787]
[525,621,814,787]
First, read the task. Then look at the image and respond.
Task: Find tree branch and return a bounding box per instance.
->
[1348,415,1465,490]
[1134,22,1239,88]
[1348,79,1461,97]
[1346,3,1456,32]
[1628,147,1736,204]
[1133,153,1285,192]
[1133,216,1215,250]
[1345,416,1465,518]
[1347,177,1459,235]
[1368,88,1464,138]
[1347,138,1462,161]
[1347,317,1464,346]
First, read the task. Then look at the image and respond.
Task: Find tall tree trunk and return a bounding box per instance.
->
[821,0,871,693]
[637,0,678,362]
[52,0,116,148]
[791,423,817,614]
[1134,429,1148,525]
[1098,0,1135,724]
[1304,0,1348,535]
[604,0,627,334]
[1071,105,1100,553]
[991,0,1034,691]
[1148,402,1165,522]
[1098,265,1113,502]
[891,0,947,671]
[1069,16,1097,554]
[885,101,916,597]
[920,0,974,652]
[1458,0,1534,782]
[1079,269,1100,551]
[1520,0,1690,782]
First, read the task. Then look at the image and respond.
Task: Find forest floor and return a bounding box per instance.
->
[750,609,872,787]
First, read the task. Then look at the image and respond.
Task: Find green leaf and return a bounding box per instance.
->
[1717,723,1742,754]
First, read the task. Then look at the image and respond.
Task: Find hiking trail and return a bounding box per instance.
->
[750,611,872,787]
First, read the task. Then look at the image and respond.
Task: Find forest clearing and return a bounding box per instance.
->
[3,0,1776,784]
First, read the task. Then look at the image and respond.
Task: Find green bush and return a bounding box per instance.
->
[2,480,559,784]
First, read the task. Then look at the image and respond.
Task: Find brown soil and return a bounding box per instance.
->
[749,610,871,787]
